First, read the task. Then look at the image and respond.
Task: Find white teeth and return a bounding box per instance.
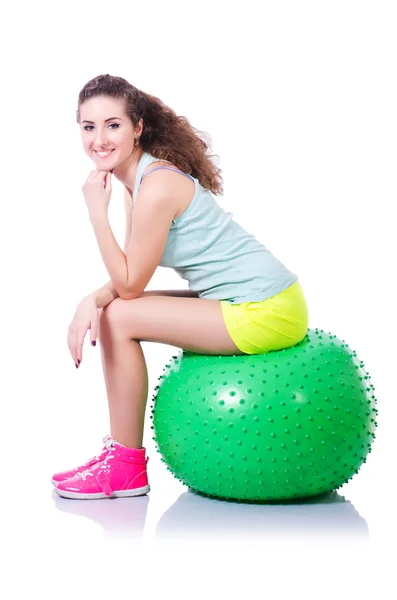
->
[95,150,113,157]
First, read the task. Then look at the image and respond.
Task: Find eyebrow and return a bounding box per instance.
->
[81,117,122,124]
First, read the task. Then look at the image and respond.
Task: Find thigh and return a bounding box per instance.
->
[136,289,200,298]
[101,295,245,356]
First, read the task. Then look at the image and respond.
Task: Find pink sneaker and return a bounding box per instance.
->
[51,434,113,486]
[55,440,150,500]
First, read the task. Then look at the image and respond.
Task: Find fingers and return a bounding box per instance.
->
[69,331,82,368]
[68,329,85,369]
[90,312,98,347]
[68,328,98,369]
[68,309,99,369]
[76,334,83,366]
[68,331,77,368]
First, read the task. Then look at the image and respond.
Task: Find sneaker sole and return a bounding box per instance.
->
[55,484,150,500]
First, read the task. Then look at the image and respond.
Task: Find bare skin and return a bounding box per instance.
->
[98,292,244,449]
[79,96,244,450]
[97,162,244,448]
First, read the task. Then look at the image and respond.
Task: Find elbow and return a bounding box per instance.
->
[118,290,139,301]
[118,282,141,301]
[120,270,146,300]
[118,268,141,300]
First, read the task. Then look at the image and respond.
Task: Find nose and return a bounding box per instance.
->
[93,131,110,148]
[94,138,108,148]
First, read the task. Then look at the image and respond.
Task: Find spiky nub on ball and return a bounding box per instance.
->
[151,328,377,502]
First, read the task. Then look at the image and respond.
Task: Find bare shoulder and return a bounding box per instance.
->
[141,160,174,178]
[140,160,195,219]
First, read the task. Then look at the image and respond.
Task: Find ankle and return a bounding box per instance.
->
[110,433,143,449]
[113,438,143,450]
[112,438,144,451]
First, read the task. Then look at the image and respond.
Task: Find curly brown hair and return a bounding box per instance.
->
[76,74,224,195]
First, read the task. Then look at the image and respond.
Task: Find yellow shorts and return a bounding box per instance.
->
[220,281,309,355]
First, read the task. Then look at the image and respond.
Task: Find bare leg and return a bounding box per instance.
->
[97,290,200,448]
[99,313,148,449]
[97,291,243,451]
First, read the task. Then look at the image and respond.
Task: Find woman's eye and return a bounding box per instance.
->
[84,123,119,131]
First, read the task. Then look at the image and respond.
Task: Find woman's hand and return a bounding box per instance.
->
[82,169,112,221]
[67,296,99,368]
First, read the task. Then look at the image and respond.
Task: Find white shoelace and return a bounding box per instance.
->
[92,434,113,460]
[104,437,115,451]
[79,435,114,479]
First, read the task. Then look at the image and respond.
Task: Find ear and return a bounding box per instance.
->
[137,118,144,137]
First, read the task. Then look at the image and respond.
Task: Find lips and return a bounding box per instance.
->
[94,149,115,157]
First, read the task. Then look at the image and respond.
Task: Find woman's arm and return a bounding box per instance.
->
[84,189,132,308]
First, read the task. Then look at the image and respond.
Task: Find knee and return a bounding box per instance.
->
[100,298,126,327]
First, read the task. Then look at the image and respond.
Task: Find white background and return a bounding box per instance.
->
[1,0,395,597]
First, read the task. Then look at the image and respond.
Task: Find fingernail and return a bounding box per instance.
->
[75,363,78,368]
[78,359,81,364]
[92,341,96,346]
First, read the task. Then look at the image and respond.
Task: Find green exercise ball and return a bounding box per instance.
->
[151,328,378,502]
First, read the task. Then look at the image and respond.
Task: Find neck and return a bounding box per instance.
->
[112,147,145,195]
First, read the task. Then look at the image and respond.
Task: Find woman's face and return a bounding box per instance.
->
[80,96,139,169]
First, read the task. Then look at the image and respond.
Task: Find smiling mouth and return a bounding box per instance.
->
[94,149,115,157]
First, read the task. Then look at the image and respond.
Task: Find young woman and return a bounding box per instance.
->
[53,73,309,500]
